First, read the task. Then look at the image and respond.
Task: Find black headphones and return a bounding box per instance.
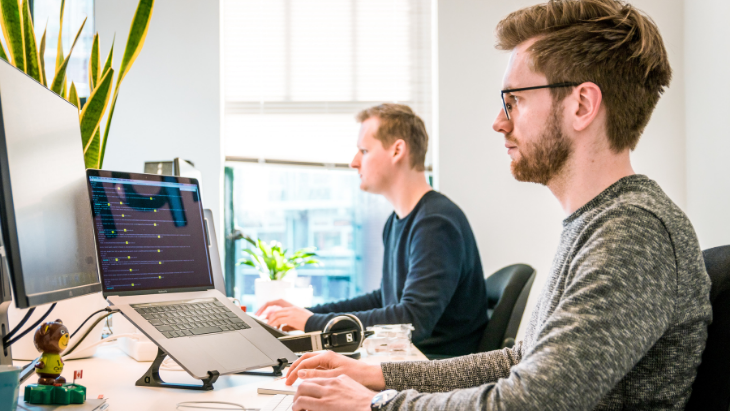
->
[278,314,370,353]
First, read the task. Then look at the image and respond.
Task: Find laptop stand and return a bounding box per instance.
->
[136,347,219,390]
[238,357,289,377]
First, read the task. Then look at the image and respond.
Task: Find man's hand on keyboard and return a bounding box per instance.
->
[293,374,375,411]
[286,351,386,391]
[265,305,313,331]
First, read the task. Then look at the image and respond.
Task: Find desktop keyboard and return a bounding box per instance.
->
[132,298,250,339]
[262,395,293,411]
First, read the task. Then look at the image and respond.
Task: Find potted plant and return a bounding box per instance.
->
[237,237,320,309]
[0,0,154,169]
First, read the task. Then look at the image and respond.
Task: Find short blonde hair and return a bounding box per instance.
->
[356,104,428,171]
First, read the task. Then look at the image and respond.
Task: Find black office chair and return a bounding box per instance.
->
[477,263,536,352]
[685,245,730,411]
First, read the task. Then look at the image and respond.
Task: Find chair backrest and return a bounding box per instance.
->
[686,245,730,411]
[477,264,535,352]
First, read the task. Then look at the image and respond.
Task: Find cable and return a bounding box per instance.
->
[62,309,119,357]
[4,303,56,348]
[176,401,258,410]
[2,307,35,343]
[70,308,113,338]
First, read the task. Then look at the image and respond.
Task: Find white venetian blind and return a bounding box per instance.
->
[223,0,433,165]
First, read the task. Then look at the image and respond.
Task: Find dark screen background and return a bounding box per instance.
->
[88,175,213,293]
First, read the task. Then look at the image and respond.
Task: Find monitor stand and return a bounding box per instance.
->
[1,254,13,366]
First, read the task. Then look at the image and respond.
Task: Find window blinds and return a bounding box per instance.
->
[223,0,433,165]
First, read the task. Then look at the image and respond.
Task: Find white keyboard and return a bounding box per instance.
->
[261,394,293,411]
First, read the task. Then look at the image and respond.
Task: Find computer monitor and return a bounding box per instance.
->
[0,60,101,364]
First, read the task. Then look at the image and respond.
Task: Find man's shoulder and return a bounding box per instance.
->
[414,191,467,221]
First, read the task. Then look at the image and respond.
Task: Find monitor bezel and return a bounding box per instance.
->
[0,62,102,308]
[85,169,215,297]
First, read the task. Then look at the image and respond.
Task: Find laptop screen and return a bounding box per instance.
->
[86,171,213,294]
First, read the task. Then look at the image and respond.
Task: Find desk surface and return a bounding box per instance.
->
[17,343,427,410]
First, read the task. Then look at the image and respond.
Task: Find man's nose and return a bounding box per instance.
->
[350,153,360,169]
[493,108,512,135]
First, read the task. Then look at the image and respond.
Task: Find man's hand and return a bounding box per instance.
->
[255,299,294,316]
[266,306,313,331]
[286,350,386,390]
[293,375,375,411]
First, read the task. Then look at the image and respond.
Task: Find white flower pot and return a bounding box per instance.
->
[254,278,294,311]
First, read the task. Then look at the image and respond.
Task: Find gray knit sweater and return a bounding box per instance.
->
[380,175,712,410]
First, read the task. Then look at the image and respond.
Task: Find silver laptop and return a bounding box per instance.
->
[85,170,297,380]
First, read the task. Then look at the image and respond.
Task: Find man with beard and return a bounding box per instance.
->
[279,1,712,410]
[256,104,489,358]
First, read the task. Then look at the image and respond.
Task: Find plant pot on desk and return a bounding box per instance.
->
[254,278,294,311]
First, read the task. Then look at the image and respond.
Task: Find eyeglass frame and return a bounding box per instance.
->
[500,82,579,120]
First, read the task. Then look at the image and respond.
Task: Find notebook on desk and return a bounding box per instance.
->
[17,398,108,410]
[85,170,298,380]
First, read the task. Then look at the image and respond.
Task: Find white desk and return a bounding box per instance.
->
[17,343,428,410]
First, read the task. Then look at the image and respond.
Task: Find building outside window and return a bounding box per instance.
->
[222,0,433,309]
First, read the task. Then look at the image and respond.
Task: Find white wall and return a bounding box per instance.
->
[95,0,223,232]
[436,0,688,339]
[685,0,730,250]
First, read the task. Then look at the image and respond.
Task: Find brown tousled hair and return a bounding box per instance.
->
[496,0,672,152]
[356,104,428,172]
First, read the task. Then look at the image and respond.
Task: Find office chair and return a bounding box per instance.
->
[477,264,536,352]
[685,245,730,411]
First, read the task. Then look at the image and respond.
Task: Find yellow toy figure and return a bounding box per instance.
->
[33,319,70,386]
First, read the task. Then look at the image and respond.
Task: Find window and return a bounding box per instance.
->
[33,0,95,98]
[222,0,432,308]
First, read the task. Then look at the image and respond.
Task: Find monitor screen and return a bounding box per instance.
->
[86,171,213,295]
[0,61,100,308]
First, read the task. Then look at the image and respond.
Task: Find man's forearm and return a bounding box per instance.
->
[308,289,382,314]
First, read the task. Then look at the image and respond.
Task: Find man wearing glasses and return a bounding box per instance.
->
[282,0,712,410]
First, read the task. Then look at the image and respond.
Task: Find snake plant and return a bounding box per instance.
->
[237,236,321,281]
[0,0,154,169]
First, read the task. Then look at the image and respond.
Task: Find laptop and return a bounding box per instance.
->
[85,170,297,380]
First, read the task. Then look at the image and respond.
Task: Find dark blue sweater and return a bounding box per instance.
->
[304,191,488,356]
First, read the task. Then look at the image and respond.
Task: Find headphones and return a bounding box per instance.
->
[278,314,370,353]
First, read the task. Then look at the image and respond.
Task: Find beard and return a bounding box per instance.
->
[509,103,572,186]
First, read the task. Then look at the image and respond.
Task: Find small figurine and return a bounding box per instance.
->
[33,319,69,386]
[24,319,86,405]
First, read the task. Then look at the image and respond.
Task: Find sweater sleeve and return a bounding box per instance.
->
[305,289,383,331]
[307,215,467,341]
[382,208,678,410]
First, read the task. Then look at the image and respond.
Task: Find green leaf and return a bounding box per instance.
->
[54,0,64,73]
[83,129,100,169]
[99,0,153,169]
[50,16,86,95]
[243,236,257,248]
[1,0,25,70]
[79,67,113,159]
[101,34,114,77]
[20,0,40,82]
[117,0,154,86]
[38,21,47,86]
[68,81,79,109]
[236,260,256,267]
[88,33,99,91]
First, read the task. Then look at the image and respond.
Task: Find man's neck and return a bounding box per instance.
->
[548,149,635,215]
[383,171,433,218]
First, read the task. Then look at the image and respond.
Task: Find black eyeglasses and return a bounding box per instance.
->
[500,82,579,120]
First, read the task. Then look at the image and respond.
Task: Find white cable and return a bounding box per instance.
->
[176,401,259,410]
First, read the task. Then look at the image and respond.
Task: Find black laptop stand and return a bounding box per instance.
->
[136,347,219,390]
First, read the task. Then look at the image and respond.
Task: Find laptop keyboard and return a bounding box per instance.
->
[132,298,250,339]
[262,395,293,411]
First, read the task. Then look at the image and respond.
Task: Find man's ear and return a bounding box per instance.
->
[571,82,602,132]
[391,139,408,165]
